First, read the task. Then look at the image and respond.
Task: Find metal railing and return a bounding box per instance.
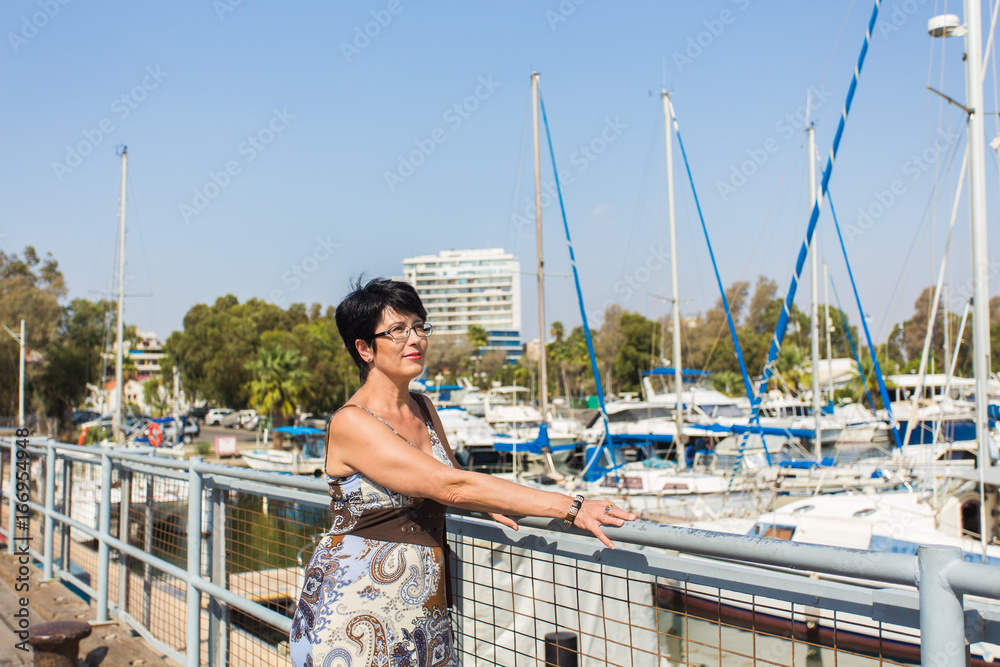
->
[2,435,999,666]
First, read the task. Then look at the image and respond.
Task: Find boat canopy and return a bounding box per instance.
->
[273,426,325,436]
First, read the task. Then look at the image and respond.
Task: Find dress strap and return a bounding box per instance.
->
[335,403,417,448]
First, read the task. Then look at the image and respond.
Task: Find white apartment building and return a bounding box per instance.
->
[401,248,521,360]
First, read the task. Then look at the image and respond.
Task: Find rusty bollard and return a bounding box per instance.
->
[27,620,92,667]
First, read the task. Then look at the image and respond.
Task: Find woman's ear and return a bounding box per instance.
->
[355,338,374,364]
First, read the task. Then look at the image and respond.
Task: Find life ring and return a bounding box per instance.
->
[78,425,88,446]
[147,422,163,447]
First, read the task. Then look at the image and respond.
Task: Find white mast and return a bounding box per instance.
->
[961,0,994,559]
[662,90,685,469]
[824,262,833,402]
[807,116,821,459]
[113,147,128,445]
[532,72,548,421]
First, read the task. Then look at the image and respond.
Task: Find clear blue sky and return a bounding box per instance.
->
[2,0,995,350]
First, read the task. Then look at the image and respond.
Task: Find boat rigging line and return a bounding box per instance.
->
[748,0,883,444]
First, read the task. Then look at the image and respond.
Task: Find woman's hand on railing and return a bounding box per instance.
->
[489,512,519,530]
[573,500,636,550]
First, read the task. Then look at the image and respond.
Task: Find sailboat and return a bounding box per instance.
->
[484,72,583,474]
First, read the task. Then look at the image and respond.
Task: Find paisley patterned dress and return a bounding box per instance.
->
[289,401,458,667]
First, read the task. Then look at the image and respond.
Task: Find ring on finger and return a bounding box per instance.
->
[604,504,612,515]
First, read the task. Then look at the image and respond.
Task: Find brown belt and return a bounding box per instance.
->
[342,500,453,606]
[345,500,446,548]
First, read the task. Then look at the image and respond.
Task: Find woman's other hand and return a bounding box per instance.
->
[573,500,636,550]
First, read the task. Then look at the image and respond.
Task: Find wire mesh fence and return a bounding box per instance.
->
[1,439,997,666]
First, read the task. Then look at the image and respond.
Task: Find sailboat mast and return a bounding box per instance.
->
[960,0,993,558]
[807,120,821,459]
[114,147,127,445]
[532,72,548,419]
[824,262,834,402]
[662,90,685,467]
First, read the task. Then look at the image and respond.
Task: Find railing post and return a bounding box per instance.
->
[96,449,112,623]
[918,545,966,667]
[207,486,229,666]
[186,458,203,667]
[60,458,72,573]
[142,465,153,630]
[42,443,55,580]
[6,438,15,555]
[118,466,132,615]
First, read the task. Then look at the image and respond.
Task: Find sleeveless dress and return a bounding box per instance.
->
[289,400,458,667]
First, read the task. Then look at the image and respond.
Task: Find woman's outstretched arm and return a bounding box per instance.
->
[326,407,635,549]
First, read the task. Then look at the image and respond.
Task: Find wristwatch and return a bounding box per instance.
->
[563,495,584,527]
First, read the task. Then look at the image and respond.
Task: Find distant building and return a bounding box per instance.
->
[129,330,165,379]
[401,248,521,361]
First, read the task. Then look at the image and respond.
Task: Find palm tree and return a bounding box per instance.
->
[467,325,489,388]
[245,345,309,447]
[550,322,572,404]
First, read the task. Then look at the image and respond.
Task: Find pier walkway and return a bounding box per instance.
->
[2,437,998,666]
[0,552,176,666]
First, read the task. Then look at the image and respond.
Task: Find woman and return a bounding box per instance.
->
[289,278,635,666]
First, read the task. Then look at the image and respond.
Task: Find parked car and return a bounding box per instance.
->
[205,408,234,426]
[220,411,243,428]
[235,409,257,428]
[71,410,102,426]
[159,417,200,444]
[187,405,209,422]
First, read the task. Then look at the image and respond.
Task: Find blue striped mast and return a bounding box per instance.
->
[747,0,883,439]
[537,92,615,466]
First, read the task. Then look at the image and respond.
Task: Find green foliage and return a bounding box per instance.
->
[245,344,310,426]
[0,247,66,417]
[163,296,307,408]
[613,312,660,393]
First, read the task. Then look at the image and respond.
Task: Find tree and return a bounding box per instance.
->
[900,287,943,366]
[142,377,168,416]
[0,247,66,418]
[466,325,489,388]
[613,311,660,393]
[164,296,306,407]
[35,299,116,428]
[245,344,310,437]
[594,305,624,395]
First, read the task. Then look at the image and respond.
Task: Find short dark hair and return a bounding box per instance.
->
[335,276,428,382]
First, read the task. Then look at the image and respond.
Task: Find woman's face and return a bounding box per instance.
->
[360,309,428,381]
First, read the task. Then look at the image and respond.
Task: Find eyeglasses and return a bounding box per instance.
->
[373,323,433,341]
